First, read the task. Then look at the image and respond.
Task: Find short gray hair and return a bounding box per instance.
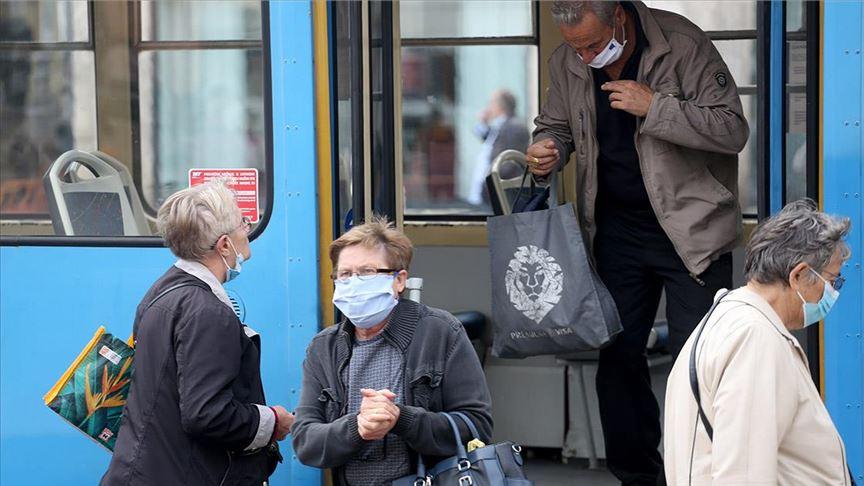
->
[157,182,242,261]
[744,199,851,286]
[551,1,618,26]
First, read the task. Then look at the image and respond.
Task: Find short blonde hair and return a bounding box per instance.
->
[329,215,413,272]
[157,182,241,261]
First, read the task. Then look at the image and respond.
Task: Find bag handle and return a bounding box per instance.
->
[450,411,480,440]
[442,413,475,482]
[688,289,732,442]
[442,413,469,461]
[510,165,533,214]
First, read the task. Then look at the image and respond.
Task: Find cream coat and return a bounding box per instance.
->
[664,287,851,485]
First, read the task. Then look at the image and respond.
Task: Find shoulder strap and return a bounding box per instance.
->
[131,281,209,348]
[146,281,210,310]
[688,289,732,442]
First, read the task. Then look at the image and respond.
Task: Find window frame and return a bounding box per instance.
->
[0,1,274,247]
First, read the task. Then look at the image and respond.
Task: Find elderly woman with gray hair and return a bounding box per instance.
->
[663,199,853,485]
[102,182,293,486]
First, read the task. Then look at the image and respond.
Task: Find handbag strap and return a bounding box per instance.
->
[441,413,469,461]
[450,411,480,440]
[688,289,732,442]
[146,281,210,310]
[132,281,210,346]
[510,165,533,214]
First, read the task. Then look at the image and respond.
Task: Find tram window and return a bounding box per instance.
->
[0,1,270,240]
[137,48,266,208]
[140,0,261,42]
[0,3,97,222]
[0,1,89,43]
[400,1,538,219]
[644,1,757,32]
[400,1,534,39]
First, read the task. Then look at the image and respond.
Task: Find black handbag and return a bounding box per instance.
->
[393,412,532,486]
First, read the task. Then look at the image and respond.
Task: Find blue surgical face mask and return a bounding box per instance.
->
[796,268,840,327]
[333,274,398,329]
[221,238,245,282]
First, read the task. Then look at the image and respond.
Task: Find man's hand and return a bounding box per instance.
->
[357,389,399,441]
[271,405,295,441]
[525,140,559,176]
[601,80,654,117]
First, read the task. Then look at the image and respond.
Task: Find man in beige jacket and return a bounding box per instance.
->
[665,200,853,485]
[528,2,749,484]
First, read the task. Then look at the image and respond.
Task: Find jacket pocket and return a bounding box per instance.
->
[318,387,341,421]
[702,167,736,206]
[410,371,443,410]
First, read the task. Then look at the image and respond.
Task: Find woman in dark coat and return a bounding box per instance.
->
[102,182,293,486]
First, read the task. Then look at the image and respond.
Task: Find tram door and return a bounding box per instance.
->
[325,0,838,480]
[0,2,318,485]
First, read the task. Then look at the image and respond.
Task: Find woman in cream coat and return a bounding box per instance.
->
[664,199,854,485]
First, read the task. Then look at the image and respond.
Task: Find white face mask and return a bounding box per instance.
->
[579,19,627,69]
[333,274,398,329]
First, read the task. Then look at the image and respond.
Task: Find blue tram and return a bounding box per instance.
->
[0,1,861,484]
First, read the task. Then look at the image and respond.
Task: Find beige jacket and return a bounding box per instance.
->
[533,2,749,276]
[664,287,852,485]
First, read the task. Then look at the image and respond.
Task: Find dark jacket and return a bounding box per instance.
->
[292,300,493,485]
[102,266,269,486]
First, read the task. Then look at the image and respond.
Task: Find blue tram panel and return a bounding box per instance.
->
[0,2,321,485]
[823,1,864,481]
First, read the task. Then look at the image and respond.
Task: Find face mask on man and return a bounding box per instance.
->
[580,19,627,69]
[221,238,245,282]
[796,267,840,327]
[333,274,398,329]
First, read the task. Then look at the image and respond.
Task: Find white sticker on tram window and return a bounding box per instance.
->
[188,168,260,223]
[99,345,122,365]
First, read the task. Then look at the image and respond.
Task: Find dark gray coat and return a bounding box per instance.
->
[101,267,270,486]
[292,300,493,485]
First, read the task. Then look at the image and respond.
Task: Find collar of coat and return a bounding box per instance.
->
[173,258,234,311]
[335,299,421,359]
[723,287,804,353]
[566,1,672,79]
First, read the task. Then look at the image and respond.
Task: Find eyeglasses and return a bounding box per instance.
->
[210,216,252,249]
[823,270,845,291]
[238,216,252,235]
[331,267,399,283]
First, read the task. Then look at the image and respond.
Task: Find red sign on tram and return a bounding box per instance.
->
[188,168,260,223]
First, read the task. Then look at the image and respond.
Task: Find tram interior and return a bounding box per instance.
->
[0,1,824,485]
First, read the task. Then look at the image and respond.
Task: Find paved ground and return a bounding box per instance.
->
[522,451,618,485]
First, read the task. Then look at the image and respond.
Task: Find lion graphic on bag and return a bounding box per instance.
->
[505,245,564,324]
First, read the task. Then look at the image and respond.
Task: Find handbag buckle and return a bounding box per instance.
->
[457,459,471,472]
[413,478,430,486]
[458,475,474,486]
[511,444,522,454]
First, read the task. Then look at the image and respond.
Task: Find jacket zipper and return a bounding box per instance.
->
[585,70,598,232]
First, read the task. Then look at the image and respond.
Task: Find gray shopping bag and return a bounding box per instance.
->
[488,203,622,358]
